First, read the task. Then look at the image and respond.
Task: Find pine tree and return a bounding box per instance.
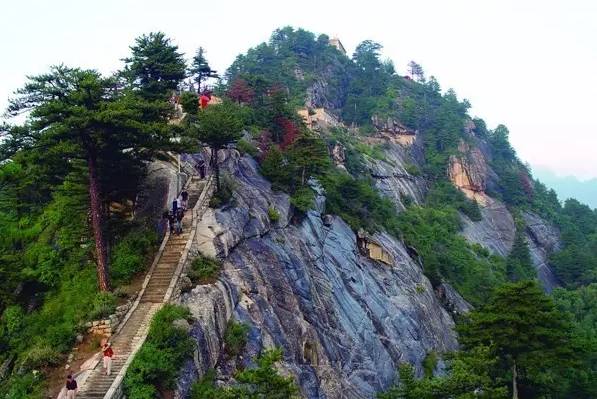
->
[458,281,574,399]
[191,101,243,191]
[6,66,170,291]
[408,61,425,82]
[123,32,187,100]
[189,47,218,93]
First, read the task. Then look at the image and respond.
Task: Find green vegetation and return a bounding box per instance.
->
[188,256,221,284]
[396,205,505,304]
[124,305,194,398]
[236,138,259,157]
[223,320,250,356]
[191,348,299,399]
[209,174,235,208]
[381,281,589,398]
[267,206,280,223]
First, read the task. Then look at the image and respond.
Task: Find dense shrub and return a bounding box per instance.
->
[321,171,400,236]
[224,320,249,356]
[236,138,259,157]
[179,91,199,114]
[426,181,482,221]
[188,256,221,284]
[18,344,62,371]
[191,348,299,398]
[397,205,506,304]
[268,206,281,223]
[90,291,117,320]
[124,305,193,398]
[111,229,158,284]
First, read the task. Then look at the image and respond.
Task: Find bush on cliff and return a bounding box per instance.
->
[124,305,194,398]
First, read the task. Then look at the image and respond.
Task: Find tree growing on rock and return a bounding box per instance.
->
[227,77,255,104]
[189,47,218,93]
[192,101,244,191]
[408,61,425,82]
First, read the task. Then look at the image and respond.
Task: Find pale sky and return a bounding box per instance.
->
[2,0,596,179]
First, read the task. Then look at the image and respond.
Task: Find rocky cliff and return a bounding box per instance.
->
[176,151,458,398]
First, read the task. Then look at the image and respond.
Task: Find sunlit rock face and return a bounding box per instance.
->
[177,151,458,399]
[448,141,489,205]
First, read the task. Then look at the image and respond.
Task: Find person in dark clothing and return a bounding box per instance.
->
[172,198,178,214]
[198,159,206,179]
[175,208,184,234]
[181,190,189,210]
[167,212,176,234]
[65,374,78,398]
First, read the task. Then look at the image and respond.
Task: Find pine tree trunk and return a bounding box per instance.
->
[88,152,111,292]
[512,361,518,399]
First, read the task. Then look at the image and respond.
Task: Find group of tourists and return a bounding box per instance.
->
[61,340,113,398]
[161,190,189,236]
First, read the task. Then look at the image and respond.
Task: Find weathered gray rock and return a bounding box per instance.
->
[368,142,427,210]
[435,283,473,315]
[178,152,457,399]
[522,211,561,292]
[461,197,516,257]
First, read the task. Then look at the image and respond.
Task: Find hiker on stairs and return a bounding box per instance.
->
[102,341,114,376]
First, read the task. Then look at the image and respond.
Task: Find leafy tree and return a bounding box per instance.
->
[192,101,244,191]
[123,32,186,100]
[458,281,575,398]
[5,66,169,291]
[179,91,199,114]
[227,78,255,104]
[189,47,218,93]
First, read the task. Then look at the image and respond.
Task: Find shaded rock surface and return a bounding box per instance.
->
[178,151,457,399]
[522,211,561,292]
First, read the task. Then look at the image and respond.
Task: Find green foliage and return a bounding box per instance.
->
[180,91,199,114]
[379,347,508,399]
[397,205,506,303]
[90,291,117,320]
[289,187,315,214]
[191,348,299,399]
[403,163,421,177]
[209,174,235,208]
[111,229,158,284]
[224,320,249,356]
[123,32,186,100]
[458,280,578,398]
[426,181,481,221]
[189,256,221,284]
[236,138,259,157]
[124,305,193,398]
[321,171,401,236]
[552,285,597,397]
[0,372,44,399]
[189,47,218,89]
[421,351,438,378]
[268,206,280,223]
[506,227,535,281]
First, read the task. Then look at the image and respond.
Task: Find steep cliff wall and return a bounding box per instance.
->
[177,151,457,399]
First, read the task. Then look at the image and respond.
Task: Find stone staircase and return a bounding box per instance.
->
[73,176,210,399]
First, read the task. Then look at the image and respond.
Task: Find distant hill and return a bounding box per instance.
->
[533,167,597,209]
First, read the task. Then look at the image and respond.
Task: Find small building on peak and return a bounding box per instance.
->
[329,37,346,55]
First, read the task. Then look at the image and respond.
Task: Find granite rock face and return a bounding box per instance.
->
[522,211,561,292]
[178,151,458,399]
[368,142,427,210]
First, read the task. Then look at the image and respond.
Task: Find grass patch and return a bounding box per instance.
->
[188,256,221,285]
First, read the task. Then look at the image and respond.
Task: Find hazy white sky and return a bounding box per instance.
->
[2,0,596,179]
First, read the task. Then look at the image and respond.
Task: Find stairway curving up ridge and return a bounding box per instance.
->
[70,175,212,399]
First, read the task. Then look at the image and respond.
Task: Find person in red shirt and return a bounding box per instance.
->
[102,341,114,376]
[199,94,210,109]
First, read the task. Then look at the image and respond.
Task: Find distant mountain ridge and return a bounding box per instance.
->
[533,167,597,209]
